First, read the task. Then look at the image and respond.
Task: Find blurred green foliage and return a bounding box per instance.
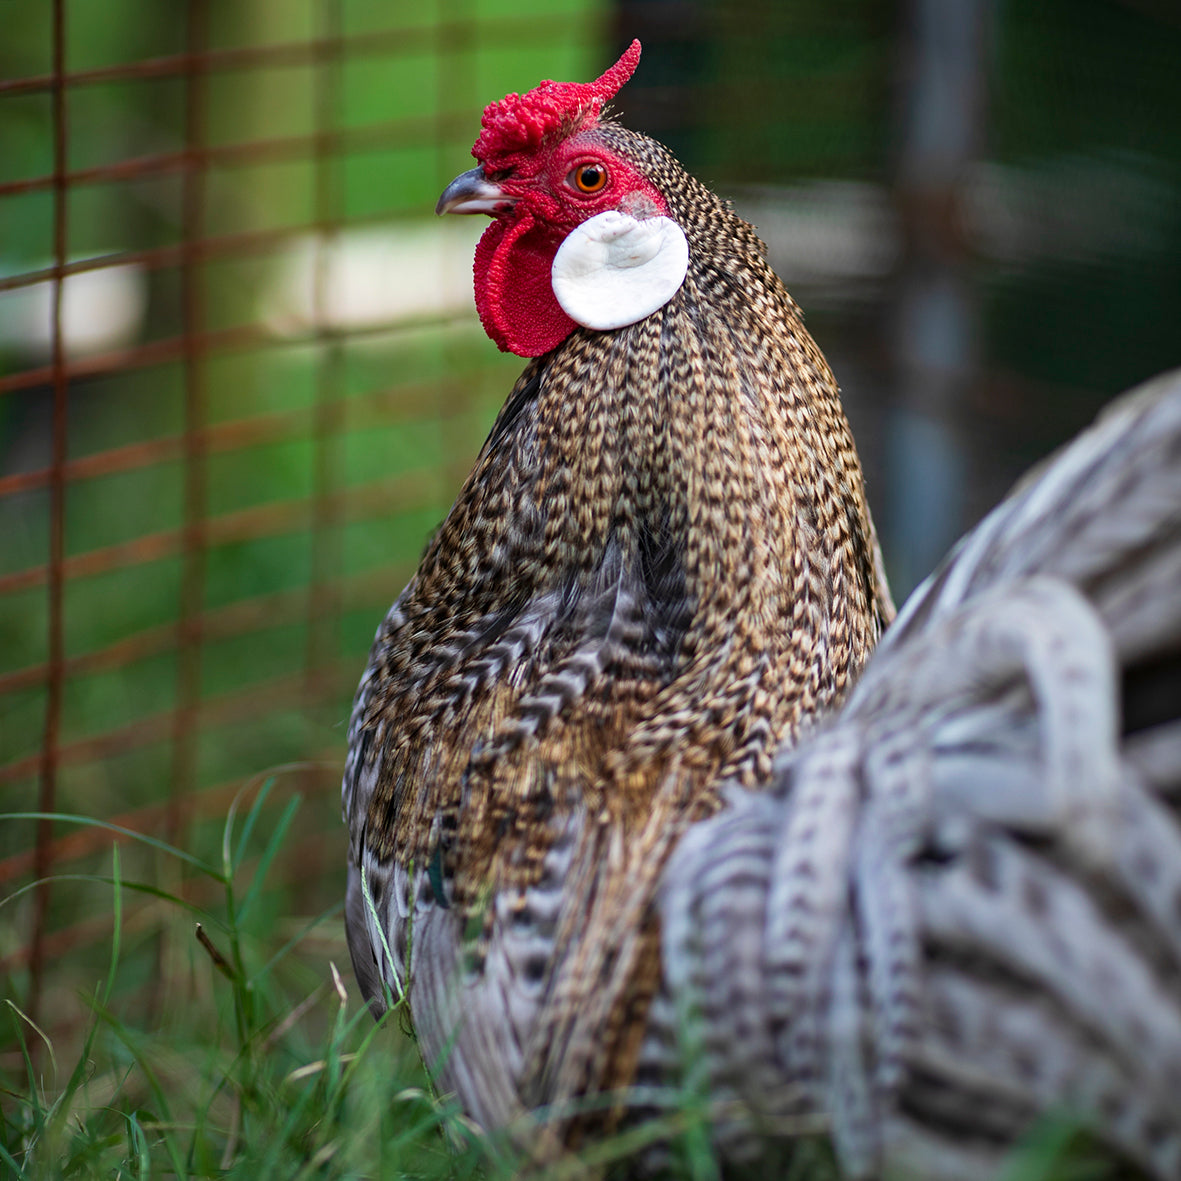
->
[0,0,601,814]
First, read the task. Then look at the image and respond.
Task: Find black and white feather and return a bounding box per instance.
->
[656,369,1181,1179]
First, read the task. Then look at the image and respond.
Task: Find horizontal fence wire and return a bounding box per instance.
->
[0,16,589,100]
[0,114,483,200]
[0,0,604,1033]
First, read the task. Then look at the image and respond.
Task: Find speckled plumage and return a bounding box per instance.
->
[342,117,893,1140]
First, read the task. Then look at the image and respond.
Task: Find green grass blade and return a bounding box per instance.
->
[125,1109,152,1178]
[249,899,344,988]
[0,813,221,879]
[95,1007,187,1179]
[1,875,230,930]
[4,1000,57,1083]
[231,776,276,875]
[101,845,122,1008]
[2,1007,49,1168]
[234,795,299,926]
[360,861,404,1007]
[0,1141,30,1181]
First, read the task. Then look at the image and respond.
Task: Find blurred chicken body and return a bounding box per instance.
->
[658,371,1181,1179]
[342,41,892,1135]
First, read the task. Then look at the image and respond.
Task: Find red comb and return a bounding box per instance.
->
[473,40,642,162]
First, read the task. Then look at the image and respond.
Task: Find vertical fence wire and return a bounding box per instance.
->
[305,0,346,720]
[171,0,211,842]
[297,0,347,899]
[29,0,72,1034]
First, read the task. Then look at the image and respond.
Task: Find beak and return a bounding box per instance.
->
[436,167,515,216]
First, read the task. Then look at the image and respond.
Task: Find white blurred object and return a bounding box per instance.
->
[965,157,1171,265]
[737,161,1170,301]
[264,221,484,337]
[737,180,902,292]
[0,262,147,360]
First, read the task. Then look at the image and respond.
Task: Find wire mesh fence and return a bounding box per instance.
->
[0,0,603,1037]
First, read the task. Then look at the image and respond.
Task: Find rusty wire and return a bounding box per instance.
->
[304,0,346,715]
[27,0,71,1035]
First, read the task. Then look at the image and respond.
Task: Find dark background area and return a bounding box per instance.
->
[615,0,1181,590]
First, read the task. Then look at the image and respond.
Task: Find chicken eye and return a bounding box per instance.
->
[571,163,608,194]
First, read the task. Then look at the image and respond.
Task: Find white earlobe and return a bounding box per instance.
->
[551,211,689,331]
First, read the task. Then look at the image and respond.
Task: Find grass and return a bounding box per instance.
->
[0,784,1136,1180]
[0,781,515,1180]
[0,780,780,1181]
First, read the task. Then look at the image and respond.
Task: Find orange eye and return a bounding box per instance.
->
[571,163,608,194]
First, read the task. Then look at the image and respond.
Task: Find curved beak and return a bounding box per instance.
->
[436,167,515,216]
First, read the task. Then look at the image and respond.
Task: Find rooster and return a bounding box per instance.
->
[342,38,893,1141]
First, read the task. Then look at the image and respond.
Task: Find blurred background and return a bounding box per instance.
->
[2,0,1179,1094]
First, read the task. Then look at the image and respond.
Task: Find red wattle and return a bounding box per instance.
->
[473,215,577,357]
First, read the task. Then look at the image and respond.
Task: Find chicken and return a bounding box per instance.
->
[342,39,893,1142]
[657,369,1181,1179]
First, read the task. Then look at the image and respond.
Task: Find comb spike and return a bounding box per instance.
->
[474,41,643,163]
[588,39,642,104]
